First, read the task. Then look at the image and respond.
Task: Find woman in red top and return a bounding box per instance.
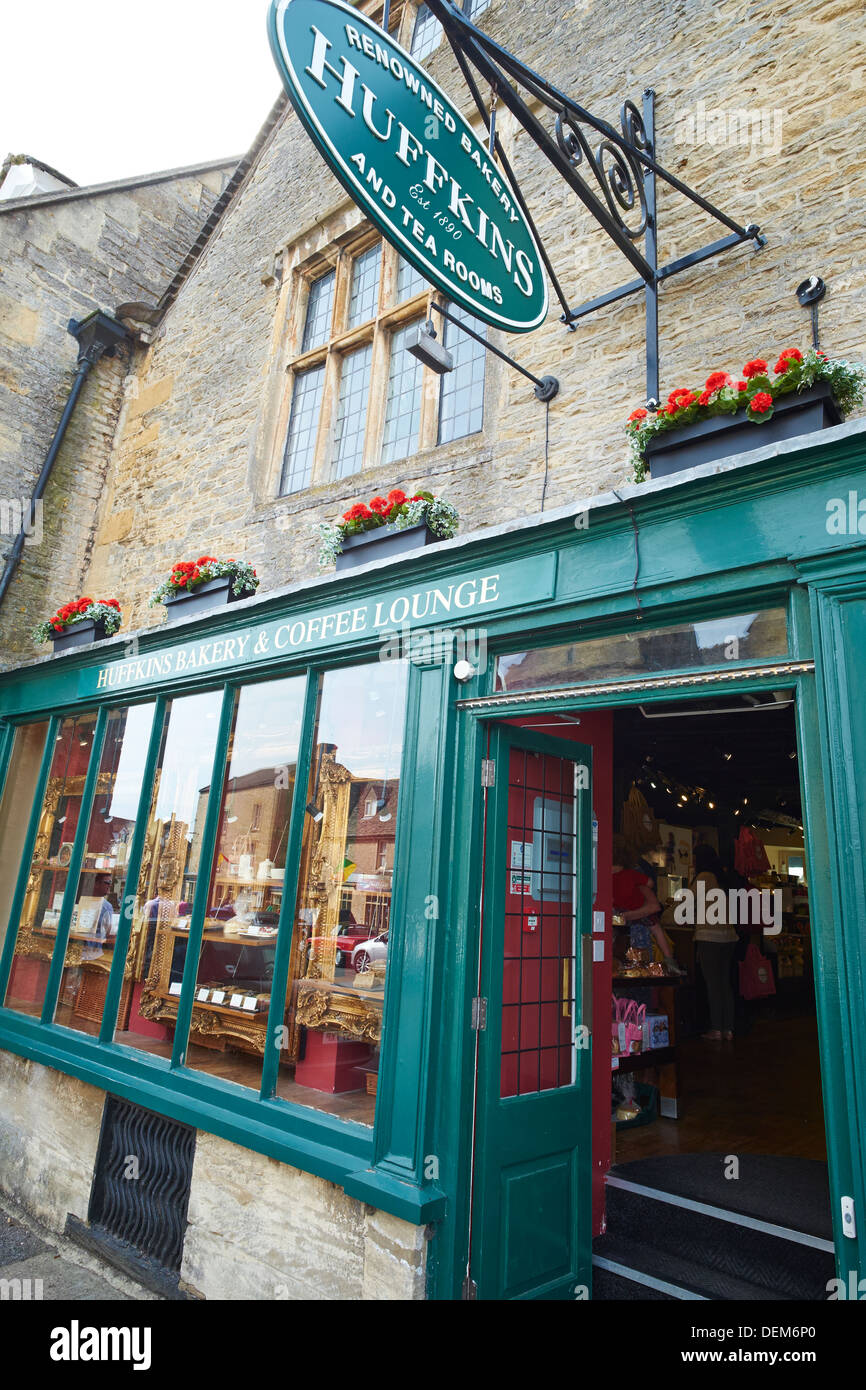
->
[612,833,681,972]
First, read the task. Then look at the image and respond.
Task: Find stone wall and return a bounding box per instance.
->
[0,163,234,666]
[61,0,865,643]
[0,1050,103,1231]
[181,1132,427,1301]
[3,0,865,647]
[0,1051,427,1300]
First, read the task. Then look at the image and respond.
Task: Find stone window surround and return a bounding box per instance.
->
[265,213,493,502]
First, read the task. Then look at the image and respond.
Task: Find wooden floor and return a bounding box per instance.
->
[616,1009,826,1163]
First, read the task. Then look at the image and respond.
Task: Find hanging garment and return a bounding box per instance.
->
[734,825,771,876]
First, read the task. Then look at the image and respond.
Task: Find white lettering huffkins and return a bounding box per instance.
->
[305,25,532,296]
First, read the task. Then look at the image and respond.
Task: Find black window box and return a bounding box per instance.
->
[336,521,439,572]
[645,382,843,479]
[51,618,109,652]
[162,576,247,618]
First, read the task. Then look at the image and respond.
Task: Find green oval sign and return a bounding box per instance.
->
[268,0,548,332]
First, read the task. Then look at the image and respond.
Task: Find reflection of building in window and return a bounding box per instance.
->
[494,608,789,692]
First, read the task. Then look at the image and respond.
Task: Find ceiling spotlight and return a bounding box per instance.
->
[722,752,733,761]
[708,801,715,810]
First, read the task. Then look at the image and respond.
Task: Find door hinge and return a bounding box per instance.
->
[462,1274,478,1300]
[480,758,495,787]
[471,996,488,1031]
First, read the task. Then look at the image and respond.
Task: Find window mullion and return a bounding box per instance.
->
[365,325,390,472]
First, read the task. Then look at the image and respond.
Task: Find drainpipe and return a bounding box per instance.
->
[0,309,131,608]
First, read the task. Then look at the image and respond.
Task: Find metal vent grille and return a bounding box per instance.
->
[89,1096,195,1273]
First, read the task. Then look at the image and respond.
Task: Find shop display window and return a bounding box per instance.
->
[113,691,223,1056]
[495,608,788,693]
[274,660,408,1123]
[0,720,50,958]
[0,655,411,1130]
[3,713,98,1016]
[184,675,305,1087]
[54,703,156,1036]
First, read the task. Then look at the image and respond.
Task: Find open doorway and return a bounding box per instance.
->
[610,691,823,1164]
[594,689,834,1299]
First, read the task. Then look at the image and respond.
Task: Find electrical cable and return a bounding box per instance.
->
[540,399,551,512]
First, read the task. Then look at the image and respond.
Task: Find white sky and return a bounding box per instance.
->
[1,1,283,187]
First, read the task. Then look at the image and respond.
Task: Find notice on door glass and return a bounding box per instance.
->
[510,840,533,871]
[510,871,531,895]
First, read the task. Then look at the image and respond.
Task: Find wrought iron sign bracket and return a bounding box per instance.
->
[425,0,766,405]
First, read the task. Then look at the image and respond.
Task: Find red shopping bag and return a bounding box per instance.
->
[739,941,776,999]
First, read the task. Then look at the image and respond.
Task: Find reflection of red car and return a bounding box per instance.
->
[306,924,370,968]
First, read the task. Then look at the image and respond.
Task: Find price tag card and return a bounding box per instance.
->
[197,988,209,1002]
[241,996,258,1011]
[210,990,226,1005]
[229,993,244,1009]
[169,982,182,996]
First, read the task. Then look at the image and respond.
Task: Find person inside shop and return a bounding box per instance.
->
[611,834,683,974]
[81,872,115,962]
[690,844,738,1042]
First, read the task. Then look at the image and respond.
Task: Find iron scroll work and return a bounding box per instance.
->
[422,0,765,404]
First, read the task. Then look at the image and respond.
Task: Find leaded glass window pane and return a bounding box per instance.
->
[439,303,486,443]
[301,271,335,351]
[382,322,423,464]
[411,4,442,62]
[397,255,427,302]
[348,245,381,328]
[281,366,325,494]
[333,345,373,479]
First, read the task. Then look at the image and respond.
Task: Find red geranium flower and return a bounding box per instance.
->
[628,407,648,423]
[196,556,216,565]
[750,391,774,414]
[743,359,768,379]
[702,371,732,397]
[342,503,372,522]
[773,348,803,373]
[369,496,390,515]
[387,489,408,505]
[668,389,697,413]
[737,380,748,392]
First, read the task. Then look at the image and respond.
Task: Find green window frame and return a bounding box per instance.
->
[0,654,432,1212]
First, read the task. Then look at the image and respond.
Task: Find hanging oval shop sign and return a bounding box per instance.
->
[267,0,548,332]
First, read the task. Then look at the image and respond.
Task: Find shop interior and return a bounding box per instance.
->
[608,692,825,1167]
